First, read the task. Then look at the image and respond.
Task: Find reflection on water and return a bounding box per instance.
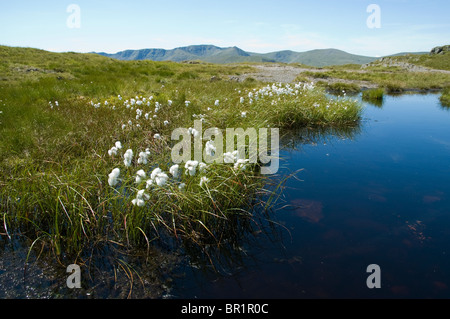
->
[2,93,450,299]
[280,124,362,152]
[0,236,181,298]
[290,199,324,223]
[363,97,384,108]
[0,196,283,298]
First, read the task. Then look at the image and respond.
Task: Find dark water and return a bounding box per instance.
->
[172,93,450,299]
[1,93,450,299]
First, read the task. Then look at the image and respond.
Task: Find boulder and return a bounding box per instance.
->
[430,45,450,55]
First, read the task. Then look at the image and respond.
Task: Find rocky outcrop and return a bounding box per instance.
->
[430,45,450,55]
[362,58,431,72]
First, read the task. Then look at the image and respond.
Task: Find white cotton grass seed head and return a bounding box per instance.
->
[155,172,168,187]
[169,164,180,178]
[150,167,168,186]
[205,140,216,157]
[151,167,162,181]
[138,151,149,165]
[185,160,199,176]
[188,128,200,138]
[108,168,120,187]
[108,146,118,156]
[132,189,150,207]
[135,169,146,184]
[131,198,145,207]
[223,151,236,164]
[200,176,209,187]
[123,149,133,167]
[232,150,240,160]
[234,158,249,171]
[137,189,150,200]
[198,162,207,173]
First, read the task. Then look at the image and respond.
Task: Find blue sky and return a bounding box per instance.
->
[1,0,449,56]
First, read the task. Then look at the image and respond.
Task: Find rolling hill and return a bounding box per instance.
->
[95,45,379,67]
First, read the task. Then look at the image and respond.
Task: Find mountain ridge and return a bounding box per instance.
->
[94,45,382,67]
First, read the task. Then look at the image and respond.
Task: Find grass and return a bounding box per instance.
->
[362,88,384,101]
[322,82,361,94]
[304,69,450,92]
[0,45,362,258]
[362,88,385,107]
[295,51,450,93]
[440,87,450,106]
[388,52,450,71]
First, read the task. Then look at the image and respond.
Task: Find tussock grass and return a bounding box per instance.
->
[362,88,385,107]
[440,87,450,106]
[362,88,384,101]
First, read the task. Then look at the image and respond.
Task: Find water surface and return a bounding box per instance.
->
[173,93,450,299]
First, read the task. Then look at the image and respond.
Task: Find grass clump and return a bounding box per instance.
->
[440,87,450,106]
[362,88,384,101]
[362,88,385,107]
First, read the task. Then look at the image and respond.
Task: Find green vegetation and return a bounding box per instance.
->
[321,82,361,94]
[388,52,450,71]
[362,88,384,101]
[0,45,362,258]
[303,68,450,92]
[440,87,450,106]
[362,88,385,107]
[294,49,450,93]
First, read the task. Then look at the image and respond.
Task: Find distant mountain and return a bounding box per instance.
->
[386,51,428,57]
[95,45,378,67]
[253,48,377,66]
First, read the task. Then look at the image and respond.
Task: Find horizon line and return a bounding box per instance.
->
[0,43,436,58]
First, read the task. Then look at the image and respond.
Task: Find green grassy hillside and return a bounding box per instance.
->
[299,48,450,92]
